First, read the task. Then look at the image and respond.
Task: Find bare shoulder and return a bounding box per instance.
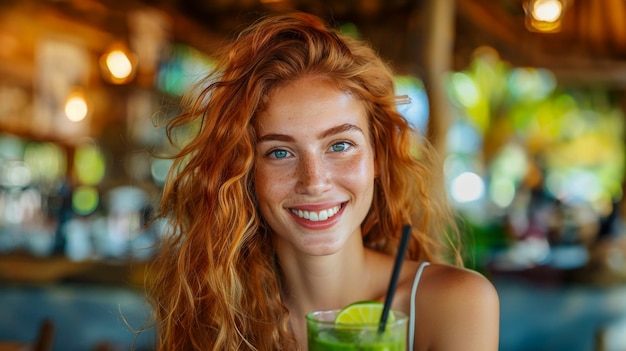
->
[420,264,499,325]
[423,263,499,301]
[413,263,500,351]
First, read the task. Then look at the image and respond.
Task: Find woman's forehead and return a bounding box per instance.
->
[258,79,365,127]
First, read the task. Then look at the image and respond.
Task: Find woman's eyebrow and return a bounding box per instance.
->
[257,133,294,143]
[318,123,363,139]
[257,123,363,143]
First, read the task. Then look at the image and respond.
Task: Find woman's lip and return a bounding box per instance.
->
[289,203,345,229]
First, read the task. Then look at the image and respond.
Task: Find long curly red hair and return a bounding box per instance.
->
[147,11,462,350]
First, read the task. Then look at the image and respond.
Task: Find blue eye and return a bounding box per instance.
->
[269,149,289,159]
[330,142,351,152]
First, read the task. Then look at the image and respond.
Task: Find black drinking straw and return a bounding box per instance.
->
[378,224,412,334]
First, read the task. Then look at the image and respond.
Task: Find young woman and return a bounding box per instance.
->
[147,11,499,350]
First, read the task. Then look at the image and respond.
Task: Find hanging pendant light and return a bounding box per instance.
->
[64,88,90,122]
[524,0,570,33]
[100,41,138,84]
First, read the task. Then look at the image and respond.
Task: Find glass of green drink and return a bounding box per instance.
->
[305,306,408,351]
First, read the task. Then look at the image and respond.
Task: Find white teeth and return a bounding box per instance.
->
[291,205,340,222]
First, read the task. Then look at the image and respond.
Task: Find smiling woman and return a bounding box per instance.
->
[146,11,499,351]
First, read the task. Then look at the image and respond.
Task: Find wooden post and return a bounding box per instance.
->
[422,0,456,155]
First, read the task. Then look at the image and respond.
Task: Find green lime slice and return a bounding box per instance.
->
[334,301,395,325]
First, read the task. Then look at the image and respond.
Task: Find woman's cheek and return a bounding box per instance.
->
[256,164,293,201]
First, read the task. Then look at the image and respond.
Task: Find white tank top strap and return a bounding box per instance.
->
[409,261,430,350]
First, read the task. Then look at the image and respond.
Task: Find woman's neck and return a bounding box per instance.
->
[277,234,378,317]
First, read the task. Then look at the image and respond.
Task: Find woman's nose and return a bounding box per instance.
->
[295,154,331,195]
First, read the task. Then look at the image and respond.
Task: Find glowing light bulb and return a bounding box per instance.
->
[100,43,137,84]
[532,0,563,23]
[64,91,88,122]
[525,0,566,32]
[106,50,133,79]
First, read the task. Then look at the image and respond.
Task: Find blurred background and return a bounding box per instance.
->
[1,0,626,350]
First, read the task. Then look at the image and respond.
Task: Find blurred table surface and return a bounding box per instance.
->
[0,252,148,286]
[0,343,28,351]
[493,273,626,351]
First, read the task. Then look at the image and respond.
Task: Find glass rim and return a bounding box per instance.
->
[305,308,408,327]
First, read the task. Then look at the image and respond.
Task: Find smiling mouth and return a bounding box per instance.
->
[290,204,342,222]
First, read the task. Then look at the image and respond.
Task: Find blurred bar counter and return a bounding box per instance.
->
[0,253,155,351]
[0,252,149,287]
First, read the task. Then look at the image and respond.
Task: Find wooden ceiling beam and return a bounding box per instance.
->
[455,0,527,53]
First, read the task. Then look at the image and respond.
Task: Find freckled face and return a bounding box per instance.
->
[254,77,376,256]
